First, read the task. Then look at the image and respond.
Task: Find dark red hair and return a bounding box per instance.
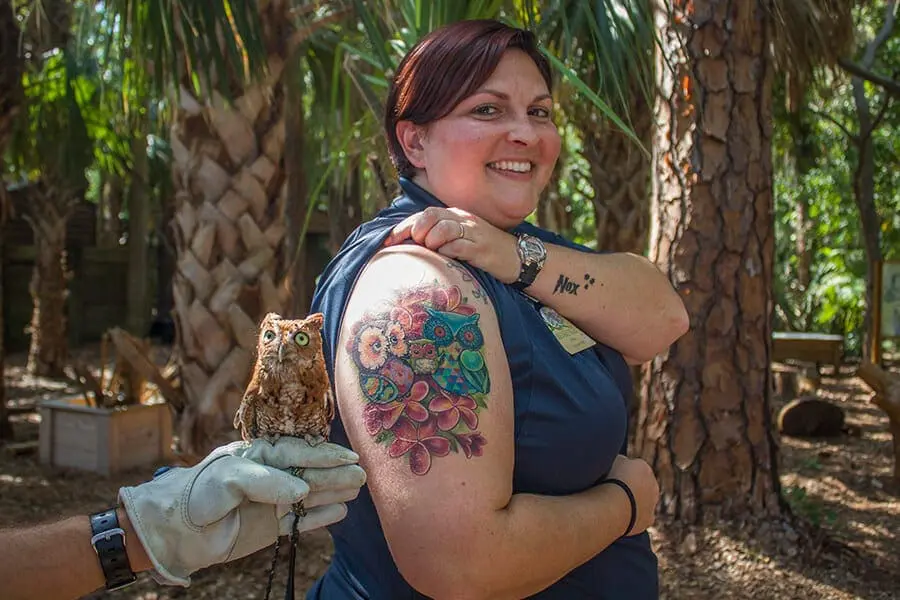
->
[384,20,552,178]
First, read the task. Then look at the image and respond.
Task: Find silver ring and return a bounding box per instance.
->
[457,221,465,240]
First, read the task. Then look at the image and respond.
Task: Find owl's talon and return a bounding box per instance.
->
[304,434,327,447]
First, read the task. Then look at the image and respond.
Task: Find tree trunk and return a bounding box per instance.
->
[126,132,151,335]
[283,57,311,316]
[0,0,24,442]
[851,76,882,361]
[583,93,652,254]
[847,0,895,360]
[26,201,70,377]
[635,0,782,523]
[0,238,11,442]
[168,19,290,455]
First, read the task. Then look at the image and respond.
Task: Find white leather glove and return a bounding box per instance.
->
[119,437,366,586]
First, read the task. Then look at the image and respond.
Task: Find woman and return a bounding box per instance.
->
[308,20,688,599]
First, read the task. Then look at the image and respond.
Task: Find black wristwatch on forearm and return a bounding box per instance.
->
[89,508,137,591]
[511,233,547,290]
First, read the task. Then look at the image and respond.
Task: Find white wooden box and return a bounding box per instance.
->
[39,396,174,475]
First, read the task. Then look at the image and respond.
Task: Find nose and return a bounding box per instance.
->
[507,115,539,146]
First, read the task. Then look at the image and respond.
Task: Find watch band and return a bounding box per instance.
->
[511,233,546,290]
[89,508,137,591]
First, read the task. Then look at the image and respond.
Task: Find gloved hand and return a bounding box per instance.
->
[119,437,366,586]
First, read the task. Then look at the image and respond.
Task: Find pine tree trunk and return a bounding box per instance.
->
[635,0,782,523]
[26,205,69,377]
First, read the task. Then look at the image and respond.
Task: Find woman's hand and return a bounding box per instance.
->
[384,206,520,284]
[605,455,660,537]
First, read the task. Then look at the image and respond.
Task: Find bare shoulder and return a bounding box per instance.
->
[335,243,512,506]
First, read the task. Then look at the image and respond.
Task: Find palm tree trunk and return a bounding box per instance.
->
[25,191,71,377]
[169,60,289,455]
[635,0,782,523]
[583,93,652,254]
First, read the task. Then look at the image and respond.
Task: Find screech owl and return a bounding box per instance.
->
[234,312,335,445]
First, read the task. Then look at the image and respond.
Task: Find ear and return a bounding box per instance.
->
[395,120,427,169]
[261,312,282,325]
[306,312,325,329]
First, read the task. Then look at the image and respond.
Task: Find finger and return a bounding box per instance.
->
[409,213,441,245]
[244,437,360,469]
[435,239,469,260]
[189,459,309,525]
[301,464,367,493]
[423,219,464,250]
[304,486,363,508]
[226,462,311,505]
[277,503,348,537]
[385,214,419,246]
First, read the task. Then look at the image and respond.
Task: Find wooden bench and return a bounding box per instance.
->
[772,332,844,370]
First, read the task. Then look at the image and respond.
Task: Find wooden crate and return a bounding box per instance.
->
[39,396,174,476]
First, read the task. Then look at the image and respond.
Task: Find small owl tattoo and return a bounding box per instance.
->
[234,312,335,446]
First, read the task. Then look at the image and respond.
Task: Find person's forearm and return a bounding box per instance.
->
[403,483,632,600]
[527,245,689,362]
[1,508,153,600]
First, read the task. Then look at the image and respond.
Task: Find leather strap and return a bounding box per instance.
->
[89,508,137,591]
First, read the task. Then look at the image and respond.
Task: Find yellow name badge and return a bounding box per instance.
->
[539,306,597,355]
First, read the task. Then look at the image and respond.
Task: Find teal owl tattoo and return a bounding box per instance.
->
[422,308,490,396]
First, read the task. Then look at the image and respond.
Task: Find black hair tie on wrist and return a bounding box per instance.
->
[603,478,637,537]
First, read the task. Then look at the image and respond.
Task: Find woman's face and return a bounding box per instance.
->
[400,49,561,229]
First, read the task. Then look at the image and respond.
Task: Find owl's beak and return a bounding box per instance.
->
[277,340,284,363]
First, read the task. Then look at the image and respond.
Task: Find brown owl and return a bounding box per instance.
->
[234,312,335,446]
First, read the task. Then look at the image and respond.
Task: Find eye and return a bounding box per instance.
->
[472,104,499,117]
[529,106,552,120]
[294,331,310,346]
[263,330,276,342]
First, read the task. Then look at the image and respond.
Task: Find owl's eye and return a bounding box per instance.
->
[263,330,277,342]
[294,331,310,346]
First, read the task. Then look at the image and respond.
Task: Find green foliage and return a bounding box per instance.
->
[7,48,93,191]
[783,484,838,528]
[772,2,899,355]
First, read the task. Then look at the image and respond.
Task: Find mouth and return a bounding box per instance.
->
[487,160,534,175]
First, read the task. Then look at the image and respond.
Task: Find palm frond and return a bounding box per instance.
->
[769,0,857,78]
[102,0,268,100]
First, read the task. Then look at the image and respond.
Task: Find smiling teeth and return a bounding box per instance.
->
[489,161,532,173]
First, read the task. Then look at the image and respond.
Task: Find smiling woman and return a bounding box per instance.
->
[308,19,686,600]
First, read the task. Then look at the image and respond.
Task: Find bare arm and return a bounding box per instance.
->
[336,246,647,599]
[385,208,689,364]
[520,244,689,364]
[0,509,152,600]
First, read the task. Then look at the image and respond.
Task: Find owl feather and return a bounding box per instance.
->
[235,312,335,446]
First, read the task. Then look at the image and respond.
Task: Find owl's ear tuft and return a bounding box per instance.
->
[306,312,325,329]
[261,312,282,325]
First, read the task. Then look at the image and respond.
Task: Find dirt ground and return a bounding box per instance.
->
[2,345,898,600]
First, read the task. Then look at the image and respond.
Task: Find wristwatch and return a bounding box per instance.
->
[511,233,547,290]
[89,508,137,591]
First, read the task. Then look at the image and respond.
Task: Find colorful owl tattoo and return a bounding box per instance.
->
[346,282,488,475]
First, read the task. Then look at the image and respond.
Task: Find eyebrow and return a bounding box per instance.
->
[475,88,553,103]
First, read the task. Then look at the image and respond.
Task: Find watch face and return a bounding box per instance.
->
[520,236,546,263]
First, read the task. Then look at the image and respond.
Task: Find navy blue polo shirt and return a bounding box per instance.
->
[307,178,658,599]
